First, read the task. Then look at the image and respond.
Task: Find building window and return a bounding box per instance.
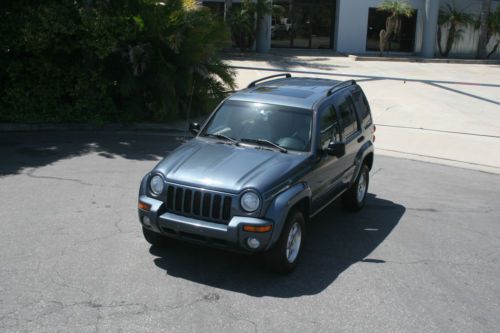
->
[271,0,336,49]
[366,7,417,52]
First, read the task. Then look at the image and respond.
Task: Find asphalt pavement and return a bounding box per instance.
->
[0,131,499,332]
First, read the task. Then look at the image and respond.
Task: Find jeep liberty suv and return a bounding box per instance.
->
[138,74,375,273]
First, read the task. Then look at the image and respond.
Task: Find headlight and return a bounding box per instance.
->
[149,175,164,195]
[240,191,260,212]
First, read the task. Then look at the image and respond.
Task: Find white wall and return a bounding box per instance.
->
[438,0,500,58]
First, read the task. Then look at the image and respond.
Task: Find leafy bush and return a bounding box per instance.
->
[0,0,234,123]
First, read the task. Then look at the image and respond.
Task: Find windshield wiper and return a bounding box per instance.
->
[205,133,239,145]
[240,138,288,153]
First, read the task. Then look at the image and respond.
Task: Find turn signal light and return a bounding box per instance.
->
[243,225,272,233]
[138,201,151,211]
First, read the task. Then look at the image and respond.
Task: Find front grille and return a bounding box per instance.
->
[164,184,233,224]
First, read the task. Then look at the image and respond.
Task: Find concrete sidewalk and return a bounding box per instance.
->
[226,52,500,174]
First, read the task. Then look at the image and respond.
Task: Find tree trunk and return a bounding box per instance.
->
[487,42,499,58]
[380,13,397,53]
[444,23,456,57]
[476,0,492,59]
[437,25,444,56]
[224,0,232,21]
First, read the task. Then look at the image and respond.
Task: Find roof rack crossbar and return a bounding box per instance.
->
[247,73,292,88]
[326,80,356,96]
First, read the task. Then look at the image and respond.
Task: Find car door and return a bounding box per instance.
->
[334,90,363,186]
[308,101,345,213]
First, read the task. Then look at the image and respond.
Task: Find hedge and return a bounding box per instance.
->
[0,0,235,123]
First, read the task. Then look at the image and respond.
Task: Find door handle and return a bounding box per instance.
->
[357,136,365,143]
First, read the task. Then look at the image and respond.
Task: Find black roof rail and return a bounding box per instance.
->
[326,80,356,96]
[247,73,292,88]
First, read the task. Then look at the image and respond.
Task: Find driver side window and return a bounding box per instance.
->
[319,104,340,150]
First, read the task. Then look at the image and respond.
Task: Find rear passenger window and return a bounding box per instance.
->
[338,96,359,139]
[319,105,340,149]
[352,89,372,127]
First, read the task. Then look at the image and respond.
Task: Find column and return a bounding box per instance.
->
[256,1,272,53]
[421,0,440,58]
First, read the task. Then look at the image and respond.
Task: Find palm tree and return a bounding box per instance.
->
[226,1,256,52]
[377,0,414,56]
[437,2,475,57]
[227,0,284,52]
[476,0,491,58]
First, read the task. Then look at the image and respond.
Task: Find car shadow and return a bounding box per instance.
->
[150,193,405,297]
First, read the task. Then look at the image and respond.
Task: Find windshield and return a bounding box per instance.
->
[201,100,312,152]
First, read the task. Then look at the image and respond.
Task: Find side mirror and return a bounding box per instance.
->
[326,141,345,158]
[189,122,200,135]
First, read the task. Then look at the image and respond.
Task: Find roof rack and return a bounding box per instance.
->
[326,80,356,96]
[247,73,292,88]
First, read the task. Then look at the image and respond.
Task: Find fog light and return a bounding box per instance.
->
[246,237,260,249]
[142,216,151,227]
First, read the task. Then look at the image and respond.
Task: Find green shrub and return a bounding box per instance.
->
[0,0,234,123]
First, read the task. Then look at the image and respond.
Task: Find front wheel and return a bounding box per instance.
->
[342,164,369,211]
[263,210,305,274]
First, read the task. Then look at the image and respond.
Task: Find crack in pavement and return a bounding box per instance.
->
[25,168,93,186]
[23,168,136,190]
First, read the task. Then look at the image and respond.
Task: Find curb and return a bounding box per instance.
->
[348,54,500,65]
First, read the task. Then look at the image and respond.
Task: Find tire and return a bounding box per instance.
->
[342,164,369,211]
[142,227,169,247]
[263,210,305,274]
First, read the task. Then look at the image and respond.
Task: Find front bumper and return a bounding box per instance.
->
[138,195,273,252]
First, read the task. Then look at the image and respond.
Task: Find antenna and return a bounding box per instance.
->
[184,78,196,142]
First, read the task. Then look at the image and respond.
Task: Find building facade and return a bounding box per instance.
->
[202,0,500,58]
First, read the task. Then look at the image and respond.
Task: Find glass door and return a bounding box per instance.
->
[272,0,335,49]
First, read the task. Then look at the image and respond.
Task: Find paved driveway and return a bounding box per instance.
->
[1,131,499,332]
[227,52,500,174]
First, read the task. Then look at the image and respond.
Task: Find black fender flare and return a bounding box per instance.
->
[264,182,311,250]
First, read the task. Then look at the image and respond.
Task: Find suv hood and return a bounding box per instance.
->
[153,138,309,193]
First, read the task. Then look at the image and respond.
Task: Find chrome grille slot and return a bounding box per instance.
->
[212,195,221,219]
[193,191,201,215]
[164,183,233,225]
[183,190,192,213]
[166,186,174,210]
[202,193,211,217]
[222,196,232,221]
[175,187,183,211]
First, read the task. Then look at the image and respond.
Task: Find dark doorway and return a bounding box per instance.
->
[272,0,336,49]
[366,7,417,52]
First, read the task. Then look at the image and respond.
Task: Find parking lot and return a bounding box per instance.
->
[1,129,499,332]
